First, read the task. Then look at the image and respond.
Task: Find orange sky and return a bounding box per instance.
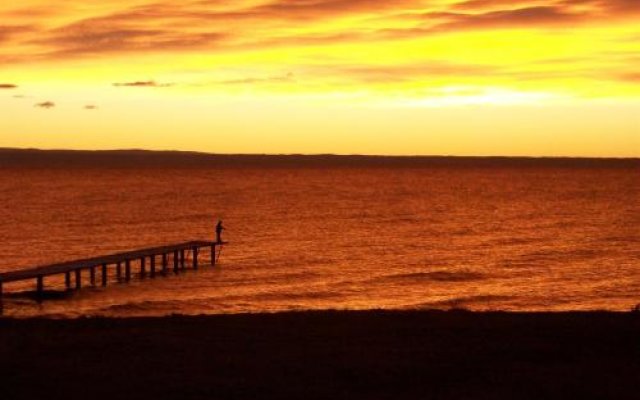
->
[0,0,638,156]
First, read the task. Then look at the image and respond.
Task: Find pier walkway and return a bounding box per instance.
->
[0,240,226,309]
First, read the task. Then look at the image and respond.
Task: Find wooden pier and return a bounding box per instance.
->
[0,240,226,310]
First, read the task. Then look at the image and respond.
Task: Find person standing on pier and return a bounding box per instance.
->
[216,220,225,243]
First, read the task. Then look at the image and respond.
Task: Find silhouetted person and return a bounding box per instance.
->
[216,220,224,243]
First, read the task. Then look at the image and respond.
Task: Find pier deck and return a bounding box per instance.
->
[0,240,227,309]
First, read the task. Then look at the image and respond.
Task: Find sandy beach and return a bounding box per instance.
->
[1,310,639,399]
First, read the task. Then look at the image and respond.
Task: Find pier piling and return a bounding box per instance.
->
[75,269,81,290]
[140,257,146,278]
[150,256,156,278]
[65,272,71,289]
[90,267,96,286]
[162,253,167,275]
[36,275,44,296]
[101,263,108,286]
[125,260,131,281]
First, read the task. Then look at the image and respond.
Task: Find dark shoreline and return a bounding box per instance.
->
[2,310,639,399]
[1,148,638,169]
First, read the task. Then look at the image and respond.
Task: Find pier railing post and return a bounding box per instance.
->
[125,260,131,281]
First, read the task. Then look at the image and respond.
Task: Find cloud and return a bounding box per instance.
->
[34,19,226,58]
[608,0,640,13]
[84,104,98,109]
[35,101,55,108]
[558,0,640,14]
[2,6,63,18]
[0,83,17,89]
[0,25,33,43]
[365,5,593,43]
[249,0,420,19]
[453,0,544,11]
[428,6,584,32]
[618,73,640,82]
[113,80,173,87]
[218,72,295,85]
[456,0,640,15]
[0,0,638,66]
[16,0,421,60]
[320,61,497,83]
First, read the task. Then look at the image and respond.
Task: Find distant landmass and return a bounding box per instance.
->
[0,148,637,168]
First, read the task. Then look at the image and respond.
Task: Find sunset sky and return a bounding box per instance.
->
[0,0,638,156]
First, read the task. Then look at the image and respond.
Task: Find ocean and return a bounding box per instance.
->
[1,156,638,317]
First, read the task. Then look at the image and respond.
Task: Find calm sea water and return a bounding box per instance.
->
[0,165,638,317]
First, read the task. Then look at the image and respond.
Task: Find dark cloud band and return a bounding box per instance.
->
[35,101,55,108]
[113,81,173,87]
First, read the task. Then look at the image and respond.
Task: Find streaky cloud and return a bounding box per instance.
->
[1,0,636,64]
[113,80,173,87]
[34,101,55,108]
[0,24,34,43]
[320,61,497,83]
[218,72,294,85]
[618,73,640,82]
[453,0,544,11]
[428,6,584,31]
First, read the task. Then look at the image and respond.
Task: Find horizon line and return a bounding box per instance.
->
[1,147,638,161]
